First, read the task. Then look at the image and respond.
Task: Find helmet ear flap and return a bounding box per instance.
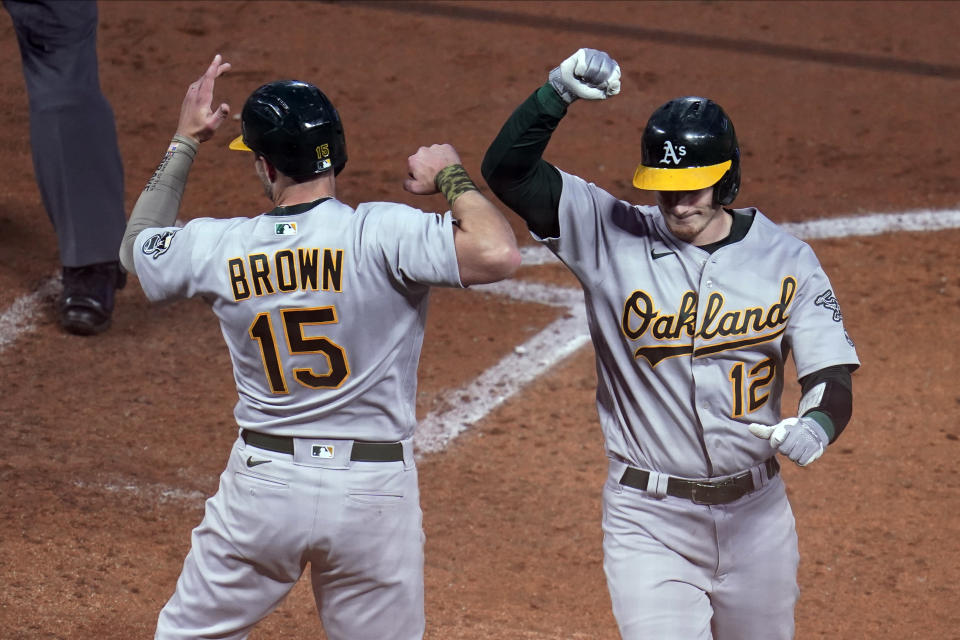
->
[332,119,347,176]
[713,148,741,206]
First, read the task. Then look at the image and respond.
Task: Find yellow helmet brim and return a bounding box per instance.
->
[632,160,731,192]
[228,135,252,152]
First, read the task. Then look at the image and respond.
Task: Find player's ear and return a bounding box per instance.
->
[255,154,278,182]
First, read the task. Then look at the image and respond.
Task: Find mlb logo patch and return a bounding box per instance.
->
[275,222,297,236]
[312,444,334,459]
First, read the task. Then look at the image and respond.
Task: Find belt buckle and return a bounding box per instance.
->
[689,481,716,505]
[689,476,737,505]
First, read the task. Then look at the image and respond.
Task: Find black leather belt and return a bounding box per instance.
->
[619,458,779,505]
[241,429,404,462]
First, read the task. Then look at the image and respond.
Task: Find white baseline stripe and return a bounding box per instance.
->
[415,306,589,455]
[470,278,583,307]
[782,208,960,239]
[415,279,587,453]
[73,479,207,505]
[0,276,59,353]
[517,208,960,264]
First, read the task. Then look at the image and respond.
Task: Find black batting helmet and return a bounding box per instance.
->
[229,80,347,179]
[632,96,740,206]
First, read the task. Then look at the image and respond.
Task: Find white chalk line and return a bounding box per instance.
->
[0,276,60,351]
[782,208,960,239]
[5,209,959,493]
[517,208,960,265]
[0,217,188,355]
[73,478,207,506]
[415,291,589,454]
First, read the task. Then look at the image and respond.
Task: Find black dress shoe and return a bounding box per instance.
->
[58,261,127,336]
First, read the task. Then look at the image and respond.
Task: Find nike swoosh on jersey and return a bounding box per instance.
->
[246,456,271,468]
[651,248,676,260]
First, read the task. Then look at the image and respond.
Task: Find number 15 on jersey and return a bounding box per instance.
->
[249,306,350,394]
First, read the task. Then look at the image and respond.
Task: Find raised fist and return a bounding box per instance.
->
[548,48,621,104]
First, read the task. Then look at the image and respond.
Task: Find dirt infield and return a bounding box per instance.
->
[1,1,959,638]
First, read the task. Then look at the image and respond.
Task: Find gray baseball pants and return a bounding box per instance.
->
[155,435,425,640]
[602,459,799,639]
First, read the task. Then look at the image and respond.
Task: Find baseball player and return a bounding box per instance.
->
[3,0,127,335]
[119,55,521,640]
[482,48,859,639]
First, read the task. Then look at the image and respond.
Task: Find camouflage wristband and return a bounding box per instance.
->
[434,164,478,205]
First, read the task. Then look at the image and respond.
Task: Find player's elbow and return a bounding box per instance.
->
[459,242,522,286]
[478,242,522,282]
[490,243,523,280]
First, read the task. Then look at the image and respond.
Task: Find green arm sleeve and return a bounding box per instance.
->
[481,84,567,238]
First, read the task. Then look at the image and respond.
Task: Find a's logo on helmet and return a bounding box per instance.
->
[659,140,686,166]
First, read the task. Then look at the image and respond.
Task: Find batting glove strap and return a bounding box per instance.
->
[548,48,621,104]
[748,416,829,467]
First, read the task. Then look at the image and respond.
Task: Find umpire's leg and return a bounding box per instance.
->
[4,0,125,267]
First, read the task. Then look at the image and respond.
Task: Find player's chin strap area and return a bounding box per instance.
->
[617,458,780,506]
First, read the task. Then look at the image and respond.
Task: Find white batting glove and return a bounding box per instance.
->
[748,416,829,467]
[548,48,621,104]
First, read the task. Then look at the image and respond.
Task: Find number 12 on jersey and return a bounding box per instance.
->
[728,357,775,418]
[249,306,350,394]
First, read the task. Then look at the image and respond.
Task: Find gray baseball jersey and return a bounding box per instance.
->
[134,197,462,441]
[542,170,859,639]
[547,171,860,478]
[134,197,461,640]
